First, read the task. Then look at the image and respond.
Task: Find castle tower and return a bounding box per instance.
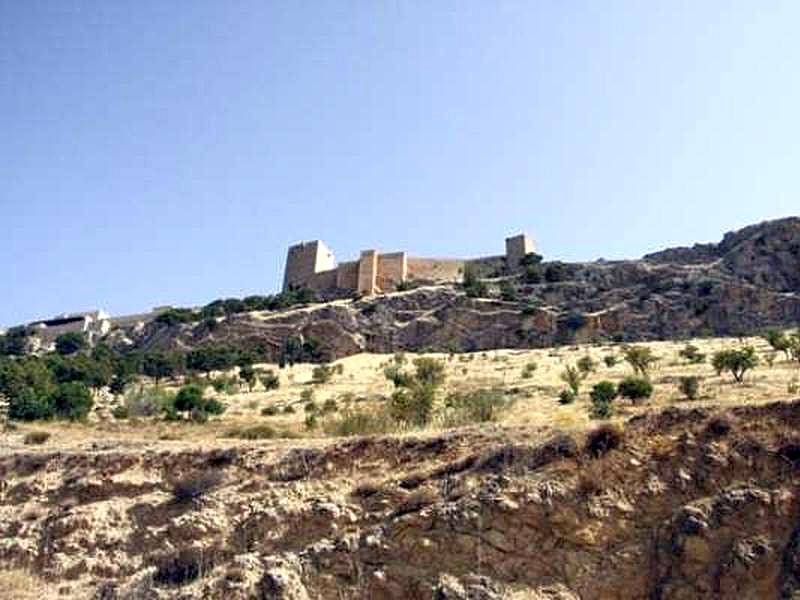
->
[505,233,536,270]
[282,240,336,291]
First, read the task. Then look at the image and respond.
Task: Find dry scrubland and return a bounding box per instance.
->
[1,334,800,599]
[3,334,798,451]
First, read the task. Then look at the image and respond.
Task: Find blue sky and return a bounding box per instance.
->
[1,1,798,327]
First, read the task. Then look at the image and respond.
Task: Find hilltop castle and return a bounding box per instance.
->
[283,234,535,295]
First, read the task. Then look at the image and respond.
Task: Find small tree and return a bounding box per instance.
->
[55,332,88,356]
[260,370,280,391]
[51,381,93,421]
[617,376,653,404]
[678,376,701,400]
[174,384,205,413]
[788,333,800,366]
[462,265,488,298]
[560,365,583,396]
[143,352,181,385]
[711,346,759,383]
[621,345,659,377]
[764,329,791,360]
[239,365,258,392]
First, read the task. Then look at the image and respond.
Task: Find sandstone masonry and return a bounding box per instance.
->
[282,233,536,295]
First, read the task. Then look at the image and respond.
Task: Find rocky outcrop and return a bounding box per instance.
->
[121,218,800,361]
[4,401,800,598]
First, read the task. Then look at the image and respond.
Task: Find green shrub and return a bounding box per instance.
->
[312,364,334,384]
[304,413,318,430]
[173,384,225,420]
[24,431,51,445]
[678,344,706,364]
[560,365,583,395]
[123,386,175,417]
[112,405,129,419]
[54,332,88,356]
[443,389,508,425]
[174,385,206,412]
[389,384,436,426]
[603,355,618,368]
[617,377,653,404]
[239,365,258,391]
[304,401,318,414]
[300,388,315,404]
[413,358,446,387]
[678,376,701,400]
[577,355,596,376]
[261,405,279,416]
[8,388,55,421]
[321,398,338,414]
[51,382,93,421]
[210,375,237,395]
[558,389,576,404]
[260,370,280,391]
[283,405,295,414]
[324,407,397,437]
[764,329,791,359]
[589,381,617,419]
[204,398,226,415]
[521,362,537,379]
[224,424,278,440]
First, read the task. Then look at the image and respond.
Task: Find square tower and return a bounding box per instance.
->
[505,233,536,270]
[357,249,379,295]
[283,240,336,291]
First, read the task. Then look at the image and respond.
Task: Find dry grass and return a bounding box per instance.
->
[0,569,62,600]
[4,333,798,450]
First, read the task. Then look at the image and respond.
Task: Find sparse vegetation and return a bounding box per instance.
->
[442,389,508,425]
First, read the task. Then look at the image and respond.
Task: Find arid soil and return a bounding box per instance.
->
[3,399,800,599]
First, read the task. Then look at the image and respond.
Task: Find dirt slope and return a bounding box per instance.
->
[3,399,800,599]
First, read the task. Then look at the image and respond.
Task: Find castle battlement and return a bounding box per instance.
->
[282,233,536,295]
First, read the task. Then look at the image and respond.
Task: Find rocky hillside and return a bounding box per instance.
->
[123,217,800,361]
[3,400,800,598]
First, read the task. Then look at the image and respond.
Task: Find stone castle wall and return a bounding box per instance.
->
[282,234,535,295]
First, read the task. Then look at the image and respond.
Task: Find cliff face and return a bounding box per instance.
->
[4,401,800,599]
[125,217,800,361]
